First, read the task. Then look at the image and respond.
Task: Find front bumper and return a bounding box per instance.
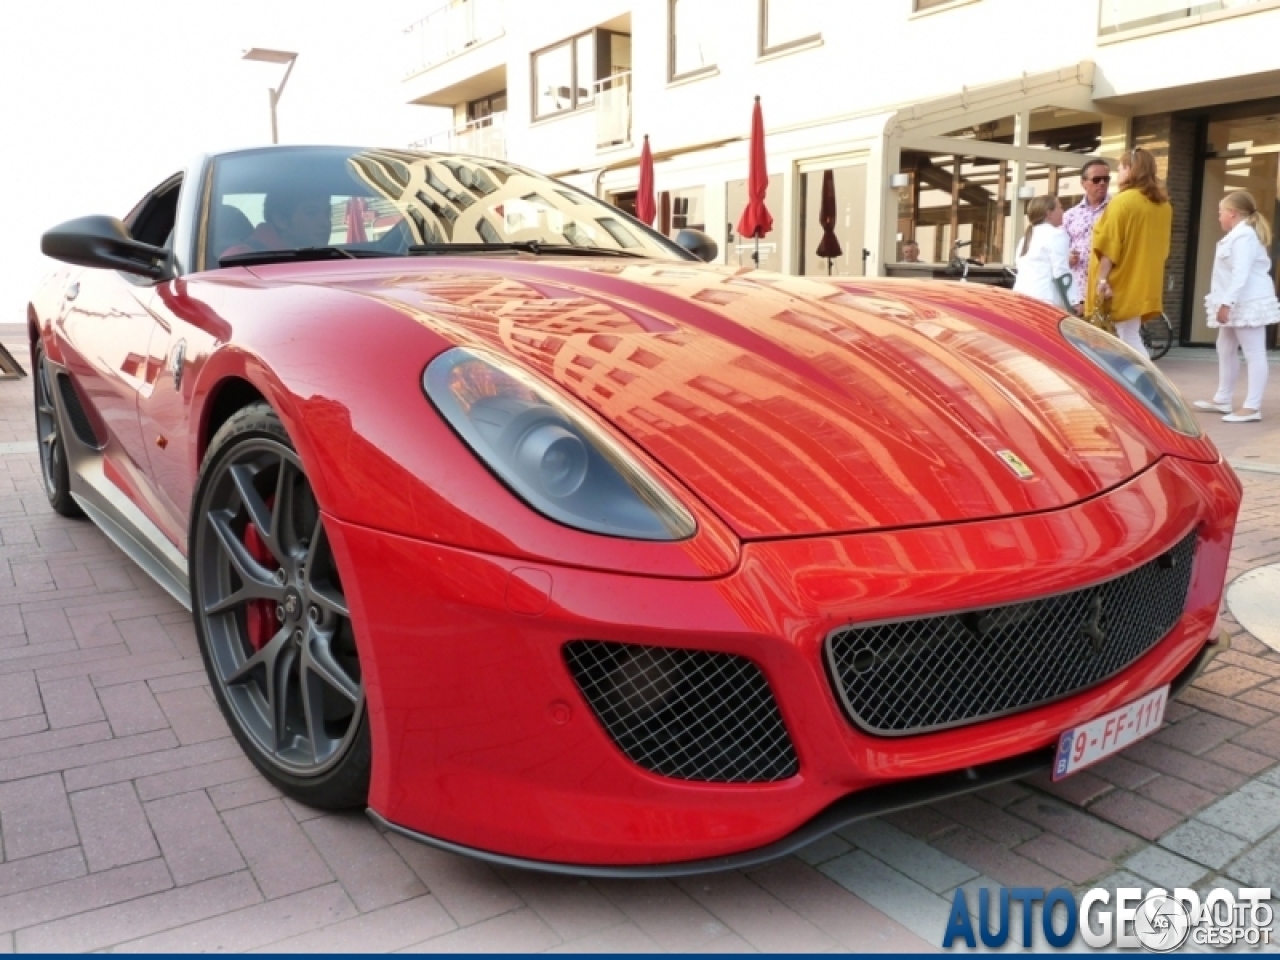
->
[326,454,1239,870]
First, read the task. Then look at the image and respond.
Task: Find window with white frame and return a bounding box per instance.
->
[669,0,718,80]
[533,32,595,119]
[759,0,821,55]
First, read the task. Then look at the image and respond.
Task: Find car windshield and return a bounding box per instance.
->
[204,146,686,269]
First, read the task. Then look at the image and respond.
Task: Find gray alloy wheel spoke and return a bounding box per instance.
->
[225,624,289,686]
[208,509,279,594]
[203,578,286,616]
[304,632,361,704]
[309,583,349,620]
[271,643,299,755]
[269,455,300,561]
[228,463,284,566]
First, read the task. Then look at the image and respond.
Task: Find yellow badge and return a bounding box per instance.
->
[997,450,1035,480]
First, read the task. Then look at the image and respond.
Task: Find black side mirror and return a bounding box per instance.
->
[675,228,718,263]
[42,215,169,280]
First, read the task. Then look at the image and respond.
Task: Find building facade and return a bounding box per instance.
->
[402,0,1280,346]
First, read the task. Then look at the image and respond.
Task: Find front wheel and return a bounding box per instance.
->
[1142,314,1174,361]
[190,403,370,809]
[33,347,83,518]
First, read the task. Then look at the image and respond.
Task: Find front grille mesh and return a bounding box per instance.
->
[564,640,798,782]
[827,530,1198,735]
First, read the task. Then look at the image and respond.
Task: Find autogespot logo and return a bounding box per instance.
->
[942,885,1273,951]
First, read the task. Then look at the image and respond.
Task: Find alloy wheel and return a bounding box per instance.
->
[34,353,63,499]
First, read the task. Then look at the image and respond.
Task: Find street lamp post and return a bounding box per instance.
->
[241,47,298,144]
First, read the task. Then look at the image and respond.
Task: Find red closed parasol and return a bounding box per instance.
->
[736,95,773,266]
[635,135,656,227]
[345,197,369,244]
[815,169,842,274]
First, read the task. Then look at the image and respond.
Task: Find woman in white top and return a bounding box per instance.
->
[1013,195,1073,310]
[1194,190,1280,422]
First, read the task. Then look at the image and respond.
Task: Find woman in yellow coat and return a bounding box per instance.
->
[1086,147,1173,354]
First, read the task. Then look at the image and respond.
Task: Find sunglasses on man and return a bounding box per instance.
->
[1085,175,1111,185]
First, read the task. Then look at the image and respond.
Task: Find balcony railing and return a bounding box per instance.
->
[404,0,504,77]
[1099,0,1268,34]
[595,72,632,150]
[413,111,507,160]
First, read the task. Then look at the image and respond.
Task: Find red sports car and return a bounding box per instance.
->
[30,146,1239,876]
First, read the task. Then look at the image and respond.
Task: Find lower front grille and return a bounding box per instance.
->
[563,640,798,782]
[826,530,1199,735]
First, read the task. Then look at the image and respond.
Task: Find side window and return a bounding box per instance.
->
[126,178,182,249]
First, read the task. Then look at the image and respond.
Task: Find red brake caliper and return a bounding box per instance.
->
[242,502,277,652]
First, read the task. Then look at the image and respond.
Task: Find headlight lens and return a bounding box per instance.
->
[425,347,696,541]
[1060,316,1199,437]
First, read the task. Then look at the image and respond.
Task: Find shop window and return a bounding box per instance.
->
[759,0,820,55]
[669,0,717,80]
[800,165,866,277]
[725,174,783,271]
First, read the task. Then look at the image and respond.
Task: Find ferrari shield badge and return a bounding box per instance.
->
[996,449,1035,480]
[169,340,186,390]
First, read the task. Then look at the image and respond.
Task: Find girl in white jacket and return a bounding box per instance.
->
[1013,196,1074,310]
[1195,191,1280,423]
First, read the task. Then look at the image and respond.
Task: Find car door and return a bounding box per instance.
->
[55,175,184,541]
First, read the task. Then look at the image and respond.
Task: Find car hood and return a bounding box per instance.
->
[293,260,1160,540]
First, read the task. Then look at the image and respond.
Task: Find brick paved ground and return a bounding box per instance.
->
[0,333,1278,952]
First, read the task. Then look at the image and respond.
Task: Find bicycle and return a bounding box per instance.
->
[945,240,984,282]
[1140,313,1173,361]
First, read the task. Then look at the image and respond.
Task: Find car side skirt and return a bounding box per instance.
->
[368,631,1227,878]
[47,358,191,610]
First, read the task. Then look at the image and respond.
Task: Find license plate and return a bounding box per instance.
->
[1053,685,1168,780]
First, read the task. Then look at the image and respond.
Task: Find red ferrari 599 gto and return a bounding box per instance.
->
[30,146,1239,875]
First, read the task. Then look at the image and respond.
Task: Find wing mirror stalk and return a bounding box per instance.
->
[42,215,171,281]
[674,228,718,263]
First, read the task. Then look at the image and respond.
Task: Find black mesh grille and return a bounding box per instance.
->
[827,530,1198,735]
[57,373,101,448]
[563,641,798,782]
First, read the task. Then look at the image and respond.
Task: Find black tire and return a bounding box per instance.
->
[33,347,83,518]
[1142,314,1174,361]
[190,403,370,809]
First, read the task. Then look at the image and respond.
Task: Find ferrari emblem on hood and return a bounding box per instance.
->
[996,449,1035,480]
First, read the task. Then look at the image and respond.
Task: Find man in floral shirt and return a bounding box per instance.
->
[1062,159,1112,314]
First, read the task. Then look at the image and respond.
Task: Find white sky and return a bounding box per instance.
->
[0,0,446,324]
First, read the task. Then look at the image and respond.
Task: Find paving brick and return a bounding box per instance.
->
[300,813,425,912]
[1204,742,1276,776]
[1154,711,1249,756]
[976,781,1031,808]
[0,720,111,762]
[134,755,258,802]
[70,782,160,872]
[1090,755,1160,790]
[1234,724,1280,760]
[144,791,245,886]
[1195,780,1280,842]
[818,850,951,946]
[1122,739,1249,794]
[401,907,561,953]
[745,856,934,953]
[0,858,172,934]
[1124,845,1209,888]
[1239,688,1280,714]
[1087,789,1184,841]
[931,794,1040,845]
[880,804,957,841]
[931,826,1068,890]
[673,868,839,954]
[281,796,328,823]
[838,819,978,894]
[547,922,663,953]
[1136,776,1218,816]
[384,831,524,929]
[1177,686,1274,727]
[1159,820,1251,870]
[1218,649,1280,678]
[222,799,333,899]
[0,716,45,740]
[147,670,210,695]
[206,776,282,812]
[793,833,852,866]
[0,672,40,721]
[114,615,179,656]
[61,734,239,792]
[66,608,123,649]
[1023,769,1113,807]
[37,675,105,728]
[15,870,261,952]
[1224,828,1280,889]
[1012,832,1112,884]
[1194,665,1272,698]
[256,894,457,953]
[495,866,629,944]
[0,848,85,898]
[153,686,228,745]
[96,680,169,736]
[0,772,77,860]
[114,882,357,952]
[592,877,730,952]
[1008,795,1144,860]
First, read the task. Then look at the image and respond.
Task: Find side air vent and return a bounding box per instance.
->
[57,374,103,448]
[564,640,798,783]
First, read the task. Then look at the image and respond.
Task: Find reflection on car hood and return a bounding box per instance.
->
[313,261,1160,540]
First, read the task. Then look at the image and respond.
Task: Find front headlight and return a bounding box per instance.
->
[1060,317,1199,437]
[424,347,696,541]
